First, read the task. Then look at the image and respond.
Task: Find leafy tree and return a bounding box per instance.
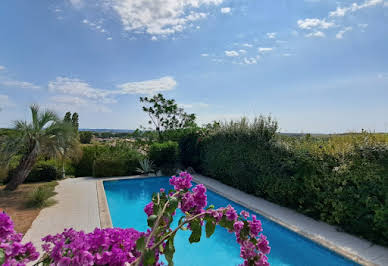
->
[64,112,72,123]
[140,93,196,140]
[79,131,93,144]
[71,112,79,133]
[1,105,77,190]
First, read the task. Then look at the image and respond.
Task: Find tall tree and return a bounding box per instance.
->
[1,105,76,190]
[64,112,72,123]
[71,112,79,133]
[140,93,196,140]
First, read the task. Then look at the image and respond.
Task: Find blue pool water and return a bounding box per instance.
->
[104,177,357,266]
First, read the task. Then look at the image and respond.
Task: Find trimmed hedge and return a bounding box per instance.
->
[199,118,388,246]
[149,141,178,170]
[74,143,143,177]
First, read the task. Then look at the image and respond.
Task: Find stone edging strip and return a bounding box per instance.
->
[96,180,113,228]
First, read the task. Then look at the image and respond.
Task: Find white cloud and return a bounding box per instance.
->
[306,31,326,38]
[258,47,273,53]
[297,18,335,29]
[225,50,239,57]
[0,79,40,89]
[358,23,368,32]
[115,76,177,95]
[221,7,231,14]
[242,43,253,48]
[239,49,247,54]
[151,36,158,41]
[0,66,5,71]
[47,96,112,113]
[107,37,113,40]
[48,77,113,103]
[243,57,257,65]
[69,0,83,8]
[201,53,209,57]
[329,0,383,17]
[180,102,209,109]
[109,0,223,36]
[336,26,352,39]
[384,1,388,7]
[266,32,277,39]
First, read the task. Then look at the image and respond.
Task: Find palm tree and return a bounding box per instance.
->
[2,105,77,190]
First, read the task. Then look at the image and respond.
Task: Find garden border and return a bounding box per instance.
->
[97,175,388,266]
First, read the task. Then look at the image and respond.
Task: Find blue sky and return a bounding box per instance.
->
[0,0,387,133]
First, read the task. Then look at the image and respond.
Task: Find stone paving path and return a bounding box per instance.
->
[23,177,100,255]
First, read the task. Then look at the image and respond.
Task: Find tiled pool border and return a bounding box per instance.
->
[96,175,387,266]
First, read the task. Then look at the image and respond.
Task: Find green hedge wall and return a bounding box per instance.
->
[149,141,178,170]
[74,143,143,177]
[199,118,388,246]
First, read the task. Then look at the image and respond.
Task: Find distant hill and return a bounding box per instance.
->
[79,128,135,133]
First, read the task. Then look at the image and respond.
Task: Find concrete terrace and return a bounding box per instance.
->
[23,175,388,266]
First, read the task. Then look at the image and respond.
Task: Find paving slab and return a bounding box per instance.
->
[23,177,100,255]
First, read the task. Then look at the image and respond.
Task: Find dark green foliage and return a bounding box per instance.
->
[64,112,72,123]
[199,118,388,246]
[93,159,128,177]
[74,143,143,177]
[7,160,60,183]
[79,131,93,144]
[149,141,178,171]
[160,128,202,169]
[71,112,79,132]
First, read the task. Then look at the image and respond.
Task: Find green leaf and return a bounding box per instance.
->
[0,248,5,265]
[205,220,216,238]
[147,215,158,227]
[164,233,176,266]
[136,236,145,251]
[188,220,202,243]
[206,204,215,210]
[167,197,178,214]
[143,250,156,266]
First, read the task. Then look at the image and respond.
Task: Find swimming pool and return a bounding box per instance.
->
[104,177,358,266]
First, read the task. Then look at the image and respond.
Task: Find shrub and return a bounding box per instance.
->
[93,159,128,177]
[26,182,58,208]
[136,158,155,175]
[79,131,93,144]
[6,160,60,184]
[149,141,178,171]
[199,117,388,246]
[74,143,143,177]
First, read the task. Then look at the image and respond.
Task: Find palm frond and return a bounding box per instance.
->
[30,104,40,130]
[38,109,59,130]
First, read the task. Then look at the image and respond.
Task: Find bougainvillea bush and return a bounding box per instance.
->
[0,172,270,266]
[0,212,39,265]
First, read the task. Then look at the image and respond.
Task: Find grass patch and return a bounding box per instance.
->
[26,182,58,208]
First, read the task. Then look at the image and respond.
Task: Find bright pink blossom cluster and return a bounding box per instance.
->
[165,172,271,265]
[41,227,143,265]
[0,212,39,266]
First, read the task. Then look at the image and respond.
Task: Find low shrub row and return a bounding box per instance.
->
[74,143,144,177]
[198,118,388,246]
